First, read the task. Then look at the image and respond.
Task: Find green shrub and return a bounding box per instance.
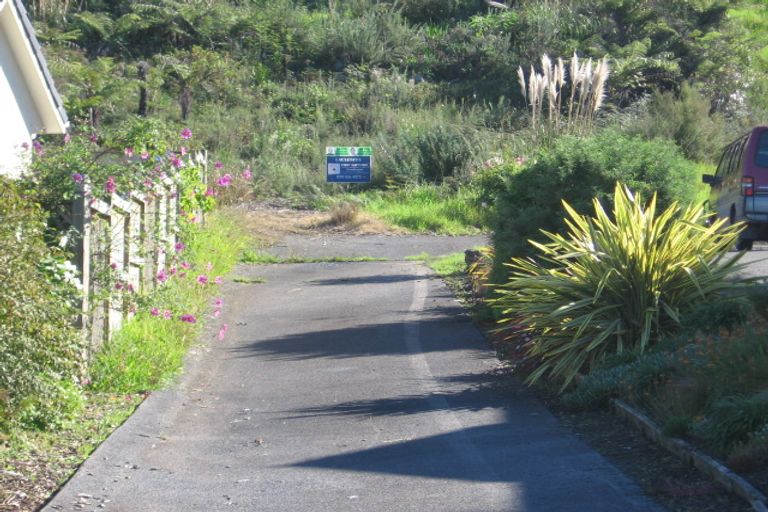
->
[491,130,700,275]
[693,392,768,450]
[0,178,84,430]
[493,184,746,389]
[624,83,726,162]
[679,296,752,334]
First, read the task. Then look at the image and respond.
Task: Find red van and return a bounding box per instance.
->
[702,126,768,250]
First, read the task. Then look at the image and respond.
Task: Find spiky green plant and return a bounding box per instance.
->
[493,183,750,390]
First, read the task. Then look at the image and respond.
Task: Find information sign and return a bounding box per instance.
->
[326,146,372,183]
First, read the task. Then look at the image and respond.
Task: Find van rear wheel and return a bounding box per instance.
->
[736,238,754,251]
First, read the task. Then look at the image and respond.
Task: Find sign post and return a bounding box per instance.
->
[326,146,372,184]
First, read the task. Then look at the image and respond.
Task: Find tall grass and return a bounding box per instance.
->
[90,212,248,393]
[357,184,487,234]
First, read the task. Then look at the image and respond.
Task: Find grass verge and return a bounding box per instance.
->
[0,211,249,511]
[355,184,487,235]
[240,250,387,264]
[90,211,248,393]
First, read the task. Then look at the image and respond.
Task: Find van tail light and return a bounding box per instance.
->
[743,176,755,196]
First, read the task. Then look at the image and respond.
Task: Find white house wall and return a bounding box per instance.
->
[0,27,36,178]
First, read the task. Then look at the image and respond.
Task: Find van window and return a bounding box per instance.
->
[756,131,768,168]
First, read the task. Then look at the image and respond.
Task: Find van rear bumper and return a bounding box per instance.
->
[744,195,768,222]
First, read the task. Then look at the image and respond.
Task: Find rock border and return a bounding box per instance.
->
[611,399,768,512]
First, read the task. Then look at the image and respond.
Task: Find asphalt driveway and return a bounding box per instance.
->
[44,236,663,511]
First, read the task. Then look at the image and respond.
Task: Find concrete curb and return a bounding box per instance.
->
[611,399,768,512]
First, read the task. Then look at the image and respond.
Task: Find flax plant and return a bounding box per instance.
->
[493,184,751,390]
[518,53,609,138]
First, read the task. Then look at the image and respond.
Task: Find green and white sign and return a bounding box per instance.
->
[326,146,372,183]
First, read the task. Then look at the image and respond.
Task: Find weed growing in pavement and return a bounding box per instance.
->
[239,250,387,264]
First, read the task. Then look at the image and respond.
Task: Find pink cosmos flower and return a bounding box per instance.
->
[180,261,191,270]
[141,151,150,161]
[110,262,118,270]
[180,128,192,140]
[124,147,134,157]
[72,173,84,183]
[114,282,124,290]
[216,174,232,187]
[150,308,160,316]
[180,314,197,323]
[89,134,98,143]
[156,269,168,283]
[242,168,253,180]
[214,276,222,285]
[105,176,116,194]
[180,146,188,156]
[169,267,177,276]
[163,310,173,320]
[213,298,223,308]
[171,156,184,169]
[214,161,224,170]
[205,187,216,197]
[127,283,135,293]
[217,324,229,341]
[196,274,209,285]
[174,242,185,252]
[213,309,221,318]
[33,140,43,156]
[63,134,71,144]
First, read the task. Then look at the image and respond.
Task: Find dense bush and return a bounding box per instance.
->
[493,184,746,389]
[0,178,84,431]
[490,130,699,275]
[624,83,726,162]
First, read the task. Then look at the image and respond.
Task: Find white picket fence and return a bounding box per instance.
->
[71,151,206,355]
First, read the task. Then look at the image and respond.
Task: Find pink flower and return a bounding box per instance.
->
[114,282,124,290]
[242,168,253,180]
[141,151,150,161]
[21,142,29,150]
[180,261,191,270]
[156,269,168,283]
[213,298,223,308]
[169,267,177,276]
[33,140,44,156]
[213,309,221,318]
[89,134,98,143]
[171,156,184,169]
[144,179,153,188]
[214,276,223,285]
[72,173,84,183]
[214,161,224,170]
[180,128,192,140]
[217,324,229,341]
[205,187,216,197]
[180,314,197,323]
[150,307,160,316]
[216,174,232,187]
[124,147,134,157]
[163,310,173,320]
[127,283,135,293]
[110,262,118,270]
[197,274,209,285]
[206,262,213,271]
[63,134,71,144]
[174,242,185,252]
[105,176,116,194]
[180,146,188,156]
